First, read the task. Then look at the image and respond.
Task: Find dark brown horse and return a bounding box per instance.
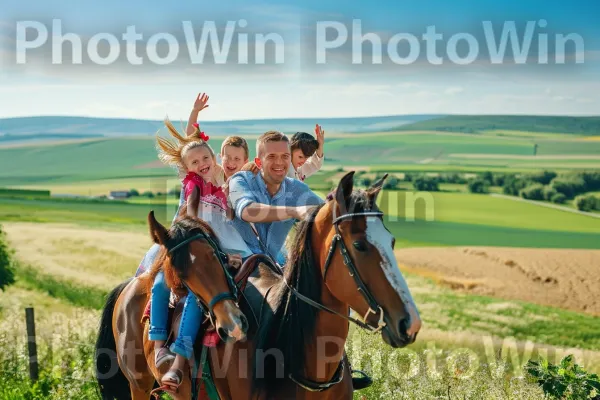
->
[95,210,249,399]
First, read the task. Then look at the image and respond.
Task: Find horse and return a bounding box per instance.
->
[96,171,422,399]
[196,171,421,399]
[95,209,249,400]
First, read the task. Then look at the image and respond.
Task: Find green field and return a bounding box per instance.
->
[2,130,600,192]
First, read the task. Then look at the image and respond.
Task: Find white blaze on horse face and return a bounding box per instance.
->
[190,253,196,264]
[365,217,421,333]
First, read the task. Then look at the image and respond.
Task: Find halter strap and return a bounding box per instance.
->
[167,230,238,320]
[332,211,383,225]
[169,233,207,253]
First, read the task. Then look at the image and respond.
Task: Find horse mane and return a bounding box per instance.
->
[252,189,374,393]
[144,215,220,296]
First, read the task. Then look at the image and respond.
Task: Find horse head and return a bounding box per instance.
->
[147,207,248,343]
[317,171,421,347]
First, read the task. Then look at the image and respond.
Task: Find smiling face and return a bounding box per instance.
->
[221,145,248,179]
[183,146,215,180]
[291,149,307,170]
[257,140,291,185]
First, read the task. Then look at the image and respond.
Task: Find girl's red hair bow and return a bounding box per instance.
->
[192,122,209,141]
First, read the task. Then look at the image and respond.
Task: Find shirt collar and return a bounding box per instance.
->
[257,172,287,200]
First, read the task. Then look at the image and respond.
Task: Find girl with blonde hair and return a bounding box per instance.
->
[147,118,252,391]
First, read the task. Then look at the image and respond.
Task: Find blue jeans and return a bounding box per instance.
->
[148,271,204,360]
[149,255,252,358]
[148,271,170,341]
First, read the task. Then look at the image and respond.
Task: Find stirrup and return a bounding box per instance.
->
[351,368,373,390]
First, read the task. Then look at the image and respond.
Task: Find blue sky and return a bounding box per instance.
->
[1,0,599,120]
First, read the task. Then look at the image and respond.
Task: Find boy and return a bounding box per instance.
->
[287,124,325,181]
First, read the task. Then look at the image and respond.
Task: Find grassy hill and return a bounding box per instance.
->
[0,114,439,142]
[397,115,600,135]
[3,131,600,187]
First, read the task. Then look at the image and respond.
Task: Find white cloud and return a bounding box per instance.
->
[444,86,464,95]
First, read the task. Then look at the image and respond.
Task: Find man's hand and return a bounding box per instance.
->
[241,162,260,175]
[293,205,318,221]
[315,124,325,157]
[193,93,209,112]
[227,253,242,269]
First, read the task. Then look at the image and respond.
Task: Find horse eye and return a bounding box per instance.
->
[353,240,368,252]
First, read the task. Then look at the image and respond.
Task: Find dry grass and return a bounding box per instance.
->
[3,222,151,290]
[396,247,600,316]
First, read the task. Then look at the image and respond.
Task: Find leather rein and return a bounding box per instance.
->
[168,230,239,324]
[252,204,387,392]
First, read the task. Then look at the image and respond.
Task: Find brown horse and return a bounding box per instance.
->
[202,171,422,399]
[95,171,421,399]
[95,210,249,400]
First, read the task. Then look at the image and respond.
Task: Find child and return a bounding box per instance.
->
[150,119,252,390]
[287,123,325,181]
[216,135,250,183]
[184,92,249,183]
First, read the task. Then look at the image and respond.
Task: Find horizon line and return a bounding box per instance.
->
[1,112,600,123]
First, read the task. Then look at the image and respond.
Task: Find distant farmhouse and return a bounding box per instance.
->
[109,191,131,200]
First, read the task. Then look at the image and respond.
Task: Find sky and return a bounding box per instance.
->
[1,0,599,121]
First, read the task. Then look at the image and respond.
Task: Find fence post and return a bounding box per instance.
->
[25,307,38,382]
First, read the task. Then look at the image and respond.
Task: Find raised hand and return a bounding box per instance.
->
[315,123,325,156]
[193,93,209,112]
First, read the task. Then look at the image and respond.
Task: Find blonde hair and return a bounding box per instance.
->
[221,135,249,160]
[156,118,216,171]
[256,130,289,158]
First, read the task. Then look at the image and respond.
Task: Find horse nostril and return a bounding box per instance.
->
[399,318,410,336]
[240,314,249,334]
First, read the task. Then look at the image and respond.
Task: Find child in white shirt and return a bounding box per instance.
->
[287,124,325,181]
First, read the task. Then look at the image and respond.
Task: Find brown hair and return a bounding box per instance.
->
[256,130,289,157]
[156,118,215,170]
[221,135,249,160]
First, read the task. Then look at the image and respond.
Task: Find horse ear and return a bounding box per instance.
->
[368,173,388,203]
[186,185,199,217]
[335,171,355,214]
[148,211,169,245]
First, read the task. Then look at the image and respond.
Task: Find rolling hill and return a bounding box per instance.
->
[395,115,600,135]
[0,114,440,143]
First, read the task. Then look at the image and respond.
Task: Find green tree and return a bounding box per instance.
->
[467,179,489,194]
[383,176,399,190]
[129,189,140,196]
[574,194,599,212]
[519,184,545,201]
[413,176,439,192]
[0,224,16,291]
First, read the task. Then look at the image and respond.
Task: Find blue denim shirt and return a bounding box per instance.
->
[228,171,324,265]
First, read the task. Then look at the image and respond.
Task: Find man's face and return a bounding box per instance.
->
[257,141,290,184]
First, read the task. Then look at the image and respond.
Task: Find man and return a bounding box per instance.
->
[228,130,322,265]
[227,130,373,390]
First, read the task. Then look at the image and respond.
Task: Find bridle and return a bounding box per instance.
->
[283,202,391,392]
[168,229,239,325]
[285,204,387,334]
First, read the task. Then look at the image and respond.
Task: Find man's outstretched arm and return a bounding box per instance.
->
[240,203,313,223]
